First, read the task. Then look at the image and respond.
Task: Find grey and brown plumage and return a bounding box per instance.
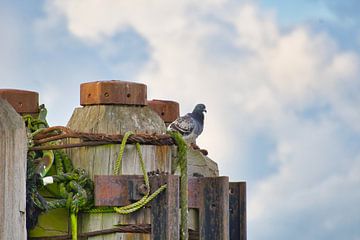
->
[167,104,207,144]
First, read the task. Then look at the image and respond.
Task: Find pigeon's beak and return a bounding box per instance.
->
[204,109,207,113]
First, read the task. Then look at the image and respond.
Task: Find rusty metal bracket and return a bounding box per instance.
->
[94,175,145,206]
[95,175,205,208]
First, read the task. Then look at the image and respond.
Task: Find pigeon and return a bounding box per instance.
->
[168,103,207,144]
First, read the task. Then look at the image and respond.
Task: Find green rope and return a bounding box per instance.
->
[84,206,115,214]
[113,131,134,175]
[26,107,183,239]
[168,131,188,240]
[95,131,188,238]
[24,106,93,240]
[88,131,167,216]
[113,132,166,214]
[135,142,150,189]
[70,212,78,240]
[86,184,168,214]
[46,199,67,209]
[113,184,167,214]
[51,149,94,240]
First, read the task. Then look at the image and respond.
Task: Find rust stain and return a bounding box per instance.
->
[148,99,180,123]
[0,89,39,114]
[155,145,170,171]
[80,80,147,106]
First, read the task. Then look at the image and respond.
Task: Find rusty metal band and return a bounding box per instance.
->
[28,224,199,239]
[29,126,176,151]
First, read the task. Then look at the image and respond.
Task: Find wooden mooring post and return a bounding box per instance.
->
[1,82,247,239]
[67,80,173,240]
[0,97,28,240]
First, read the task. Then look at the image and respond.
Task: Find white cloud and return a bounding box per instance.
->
[0,7,23,85]
[43,1,360,239]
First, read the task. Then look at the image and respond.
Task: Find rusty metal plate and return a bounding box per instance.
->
[80,80,147,106]
[148,99,180,124]
[95,175,203,208]
[0,89,39,114]
[94,175,145,206]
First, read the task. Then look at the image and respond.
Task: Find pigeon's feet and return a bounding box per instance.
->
[190,143,200,150]
[199,149,208,156]
[190,143,209,156]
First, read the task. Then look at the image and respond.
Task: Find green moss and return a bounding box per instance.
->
[29,208,69,237]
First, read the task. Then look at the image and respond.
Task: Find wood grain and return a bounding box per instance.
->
[150,175,179,240]
[66,105,172,240]
[199,177,229,240]
[229,182,246,240]
[0,98,27,240]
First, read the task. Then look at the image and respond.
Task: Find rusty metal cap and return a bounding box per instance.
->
[80,80,147,106]
[0,89,39,114]
[148,99,180,123]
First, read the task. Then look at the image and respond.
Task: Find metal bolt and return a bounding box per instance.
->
[138,184,149,195]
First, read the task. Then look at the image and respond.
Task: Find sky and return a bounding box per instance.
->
[1,0,360,239]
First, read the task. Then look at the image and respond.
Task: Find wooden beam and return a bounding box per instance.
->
[150,175,179,240]
[199,177,229,240]
[229,182,246,240]
[0,98,27,239]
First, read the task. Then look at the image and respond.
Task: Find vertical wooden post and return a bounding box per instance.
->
[199,177,229,240]
[0,98,27,240]
[229,182,246,240]
[150,175,179,240]
[67,80,173,240]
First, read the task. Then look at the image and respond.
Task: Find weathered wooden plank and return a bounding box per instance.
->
[188,178,202,209]
[199,177,229,240]
[150,175,179,240]
[0,98,27,240]
[229,182,246,240]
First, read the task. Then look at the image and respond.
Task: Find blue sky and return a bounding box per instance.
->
[1,0,360,239]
